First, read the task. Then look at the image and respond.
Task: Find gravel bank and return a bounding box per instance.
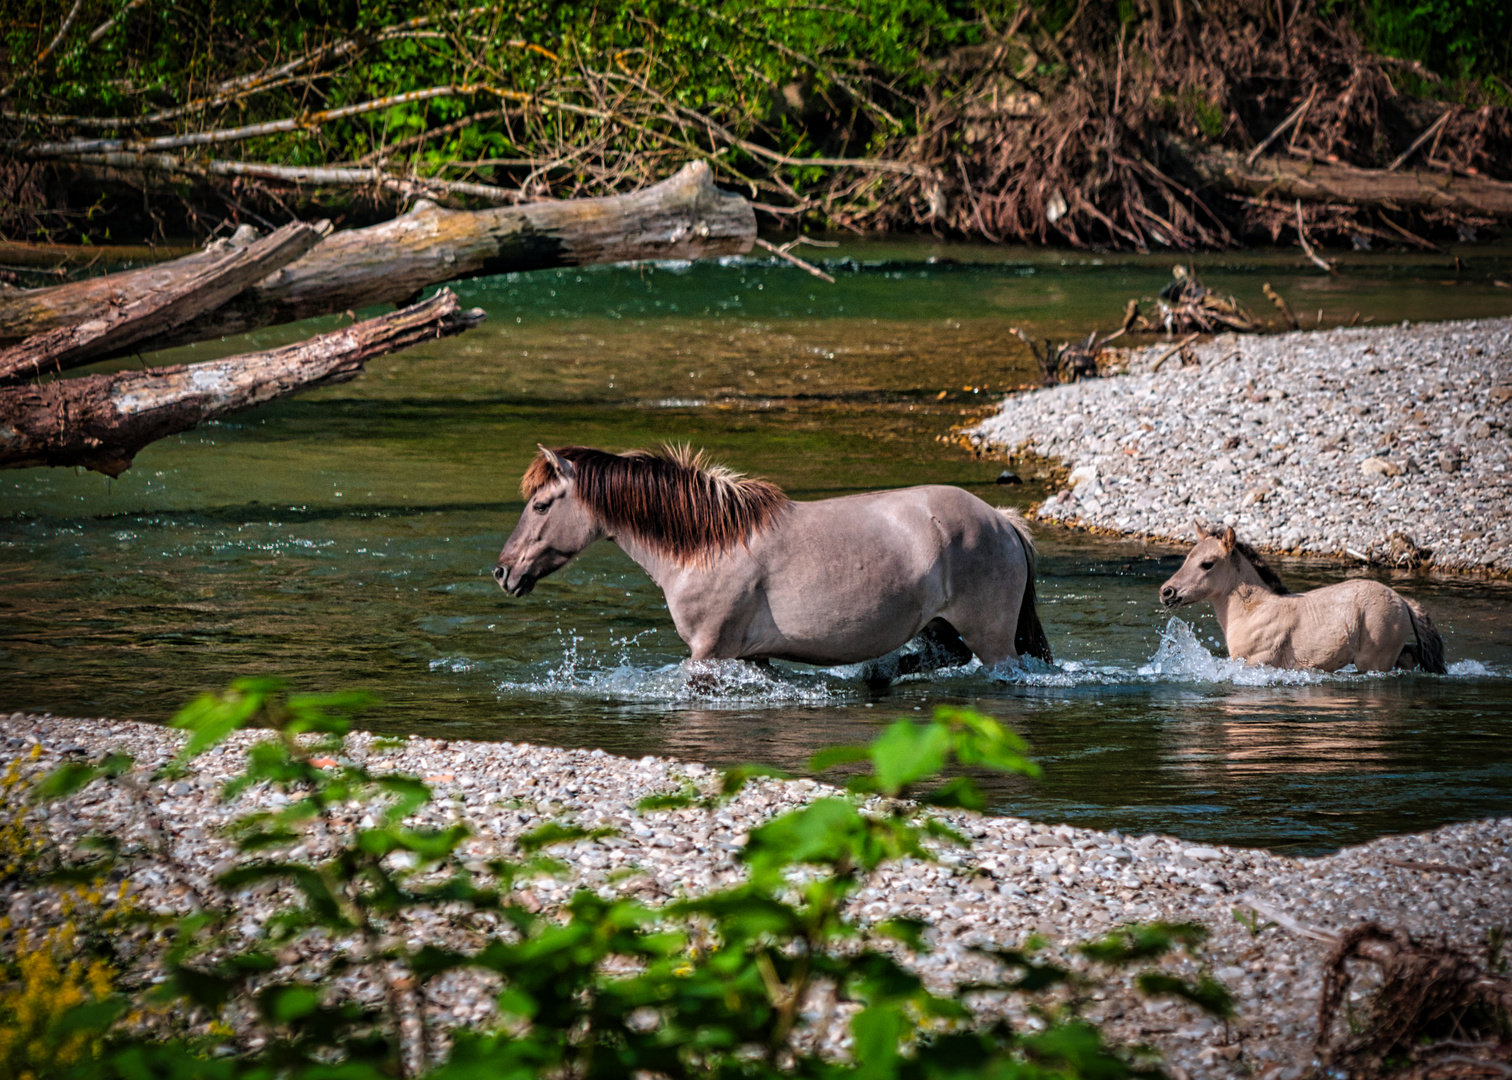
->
[965,317,1512,574]
[6,711,1510,1078]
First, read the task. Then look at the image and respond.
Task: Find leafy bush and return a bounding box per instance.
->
[8,680,1235,1078]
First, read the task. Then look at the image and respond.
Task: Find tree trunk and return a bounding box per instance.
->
[1196,148,1512,217]
[0,161,754,348]
[0,220,325,385]
[0,289,483,476]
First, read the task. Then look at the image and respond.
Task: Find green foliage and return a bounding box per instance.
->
[24,685,1238,1079]
[1324,0,1512,85]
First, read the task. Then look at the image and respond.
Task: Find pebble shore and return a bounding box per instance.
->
[966,317,1512,574]
[7,712,1509,1079]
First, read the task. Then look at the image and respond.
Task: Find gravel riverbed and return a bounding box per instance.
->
[966,317,1512,574]
[6,712,1509,1078]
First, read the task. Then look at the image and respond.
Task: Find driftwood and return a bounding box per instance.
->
[0,161,754,348]
[1197,149,1512,218]
[0,289,483,476]
[0,220,325,385]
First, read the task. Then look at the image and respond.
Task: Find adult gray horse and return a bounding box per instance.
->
[493,445,1052,671]
[1159,521,1446,673]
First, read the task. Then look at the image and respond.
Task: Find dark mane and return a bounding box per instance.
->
[1233,539,1289,595]
[521,445,790,564]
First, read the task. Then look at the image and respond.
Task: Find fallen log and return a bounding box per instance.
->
[0,220,325,385]
[1196,148,1512,218]
[0,289,484,476]
[0,161,754,348]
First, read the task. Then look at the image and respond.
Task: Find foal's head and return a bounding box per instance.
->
[1159,522,1241,609]
[1160,521,1289,609]
[493,447,600,596]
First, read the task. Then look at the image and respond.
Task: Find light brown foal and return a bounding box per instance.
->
[1159,522,1445,673]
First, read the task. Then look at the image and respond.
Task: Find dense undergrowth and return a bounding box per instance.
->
[0,1,1508,248]
[0,681,1242,1079]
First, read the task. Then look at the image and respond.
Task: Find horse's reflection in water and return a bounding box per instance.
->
[493,445,1051,682]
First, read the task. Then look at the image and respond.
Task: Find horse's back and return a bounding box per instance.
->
[689,484,1032,665]
[1294,578,1415,672]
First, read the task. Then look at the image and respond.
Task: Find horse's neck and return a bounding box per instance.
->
[608,531,678,587]
[1208,560,1280,635]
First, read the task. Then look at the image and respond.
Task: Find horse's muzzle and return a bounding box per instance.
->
[1159,584,1183,609]
[493,564,536,597]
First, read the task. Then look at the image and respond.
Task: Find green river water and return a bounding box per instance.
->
[3,239,1512,854]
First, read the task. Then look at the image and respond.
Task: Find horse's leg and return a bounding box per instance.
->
[855,619,973,688]
[890,619,974,677]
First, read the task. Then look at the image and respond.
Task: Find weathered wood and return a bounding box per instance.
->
[1197,149,1512,217]
[0,289,484,477]
[0,161,754,348]
[0,220,325,385]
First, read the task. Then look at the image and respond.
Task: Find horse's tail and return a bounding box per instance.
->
[1403,597,1447,674]
[999,508,1053,663]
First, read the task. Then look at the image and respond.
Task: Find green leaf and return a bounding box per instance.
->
[1135,971,1236,1019]
[1079,922,1210,965]
[920,775,985,810]
[869,718,950,795]
[851,1003,904,1079]
[36,762,102,800]
[872,916,930,952]
[53,995,128,1035]
[808,744,871,772]
[518,821,591,853]
[259,984,323,1024]
[170,682,272,759]
[719,762,790,797]
[637,792,696,811]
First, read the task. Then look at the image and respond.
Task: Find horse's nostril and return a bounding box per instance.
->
[493,566,505,581]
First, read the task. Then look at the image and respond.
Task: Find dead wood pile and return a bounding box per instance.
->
[839,0,1512,250]
[1317,923,1512,1079]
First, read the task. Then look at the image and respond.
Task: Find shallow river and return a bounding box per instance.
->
[4,239,1512,854]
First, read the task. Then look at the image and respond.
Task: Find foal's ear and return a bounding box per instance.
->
[537,444,575,481]
[1192,519,1210,540]
[1217,526,1236,552]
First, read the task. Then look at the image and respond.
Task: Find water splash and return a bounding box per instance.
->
[494,630,839,706]
[1136,618,1328,686]
[459,617,1504,707]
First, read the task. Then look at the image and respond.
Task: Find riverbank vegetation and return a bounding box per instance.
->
[3,0,1510,252]
[2,685,1238,1078]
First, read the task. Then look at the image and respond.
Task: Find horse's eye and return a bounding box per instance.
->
[532,500,551,515]
[1199,559,1215,570]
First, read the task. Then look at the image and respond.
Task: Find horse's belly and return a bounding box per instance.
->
[749,579,940,664]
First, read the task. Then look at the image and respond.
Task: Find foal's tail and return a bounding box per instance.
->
[1402,597,1447,674]
[1000,509,1053,663]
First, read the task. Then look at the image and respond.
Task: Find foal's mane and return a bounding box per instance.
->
[1233,539,1289,595]
[521,445,790,563]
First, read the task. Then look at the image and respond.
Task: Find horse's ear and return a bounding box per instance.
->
[1192,519,1210,539]
[1217,526,1236,552]
[537,444,575,481]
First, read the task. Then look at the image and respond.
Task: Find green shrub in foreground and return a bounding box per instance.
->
[16,680,1233,1078]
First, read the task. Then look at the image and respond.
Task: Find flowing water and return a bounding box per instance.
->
[4,239,1512,854]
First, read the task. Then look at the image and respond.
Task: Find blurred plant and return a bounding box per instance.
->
[18,680,1235,1078]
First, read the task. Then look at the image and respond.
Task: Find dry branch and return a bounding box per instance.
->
[0,220,326,385]
[0,289,484,477]
[0,161,753,348]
